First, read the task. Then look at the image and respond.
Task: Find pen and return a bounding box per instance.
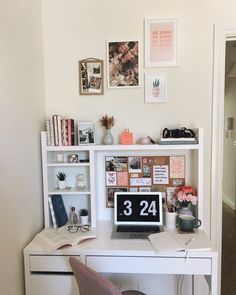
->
[185,237,195,245]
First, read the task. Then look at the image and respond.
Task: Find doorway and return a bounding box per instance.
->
[212,27,236,295]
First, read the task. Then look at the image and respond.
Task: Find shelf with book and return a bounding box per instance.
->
[41,132,95,228]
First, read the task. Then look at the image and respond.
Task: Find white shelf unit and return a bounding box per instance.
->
[41,128,204,230]
[41,132,96,228]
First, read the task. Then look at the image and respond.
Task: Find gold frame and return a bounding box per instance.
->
[79,58,104,95]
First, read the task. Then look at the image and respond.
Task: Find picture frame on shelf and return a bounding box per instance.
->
[107,40,140,88]
[145,18,178,67]
[78,121,95,145]
[145,73,167,103]
[79,58,104,95]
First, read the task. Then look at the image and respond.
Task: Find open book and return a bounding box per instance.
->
[32,226,96,253]
[148,230,212,254]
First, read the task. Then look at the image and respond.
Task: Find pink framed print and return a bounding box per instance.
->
[145,73,167,103]
[145,18,178,67]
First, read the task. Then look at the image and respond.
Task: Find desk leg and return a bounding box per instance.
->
[211,255,218,295]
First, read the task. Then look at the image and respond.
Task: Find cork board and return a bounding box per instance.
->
[105,155,185,208]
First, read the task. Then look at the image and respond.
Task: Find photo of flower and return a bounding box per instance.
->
[107,41,139,88]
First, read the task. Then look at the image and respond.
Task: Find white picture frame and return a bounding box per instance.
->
[107,40,140,88]
[145,18,178,67]
[145,73,167,103]
[78,121,95,145]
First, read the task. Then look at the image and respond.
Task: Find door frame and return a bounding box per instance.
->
[211,25,236,294]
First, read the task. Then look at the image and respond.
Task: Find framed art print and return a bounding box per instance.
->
[145,18,178,67]
[145,73,167,103]
[107,40,139,88]
[79,58,104,95]
[78,121,95,145]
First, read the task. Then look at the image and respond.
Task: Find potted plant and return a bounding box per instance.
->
[80,208,89,225]
[56,171,67,190]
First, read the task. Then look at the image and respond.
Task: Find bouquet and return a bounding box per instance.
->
[174,185,198,207]
[99,115,115,130]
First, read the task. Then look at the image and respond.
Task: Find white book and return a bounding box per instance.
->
[32,226,96,253]
[159,138,196,141]
[148,230,212,254]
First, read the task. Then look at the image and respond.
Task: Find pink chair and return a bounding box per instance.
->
[69,257,146,295]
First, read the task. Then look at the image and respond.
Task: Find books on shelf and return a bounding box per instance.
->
[49,195,68,228]
[148,230,212,254]
[157,138,198,145]
[45,115,76,146]
[32,226,96,253]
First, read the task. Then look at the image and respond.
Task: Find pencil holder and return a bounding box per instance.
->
[165,211,177,230]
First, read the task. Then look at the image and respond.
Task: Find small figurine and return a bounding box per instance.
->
[70,206,79,225]
[77,174,86,190]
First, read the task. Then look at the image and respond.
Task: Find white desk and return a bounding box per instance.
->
[24,222,218,295]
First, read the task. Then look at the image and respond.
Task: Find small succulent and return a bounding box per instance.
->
[56,171,67,181]
[153,78,160,88]
[80,208,88,216]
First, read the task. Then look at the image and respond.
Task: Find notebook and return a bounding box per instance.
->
[111,192,163,239]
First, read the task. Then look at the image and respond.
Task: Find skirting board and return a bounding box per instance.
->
[223,195,236,210]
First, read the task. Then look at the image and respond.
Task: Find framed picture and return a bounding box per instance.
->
[145,18,178,67]
[107,40,139,88]
[79,58,104,95]
[78,121,95,145]
[145,73,167,103]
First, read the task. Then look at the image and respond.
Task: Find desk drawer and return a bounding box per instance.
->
[30,255,80,272]
[86,256,212,275]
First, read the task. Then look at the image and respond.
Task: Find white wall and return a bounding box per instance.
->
[41,0,219,236]
[0,1,45,294]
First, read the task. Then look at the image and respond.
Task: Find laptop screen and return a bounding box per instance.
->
[114,192,163,226]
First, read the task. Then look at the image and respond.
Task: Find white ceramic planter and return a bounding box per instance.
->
[58,180,66,190]
[80,215,89,225]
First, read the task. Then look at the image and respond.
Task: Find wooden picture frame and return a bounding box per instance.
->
[107,40,140,88]
[145,18,178,67]
[78,121,95,145]
[79,58,104,95]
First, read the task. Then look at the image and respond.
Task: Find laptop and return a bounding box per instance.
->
[111,192,163,239]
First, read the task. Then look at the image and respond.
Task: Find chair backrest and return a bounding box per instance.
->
[69,257,123,295]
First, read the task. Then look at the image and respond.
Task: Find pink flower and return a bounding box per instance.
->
[175,185,198,205]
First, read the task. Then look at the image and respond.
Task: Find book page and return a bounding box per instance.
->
[58,226,96,244]
[33,228,71,253]
[148,231,184,253]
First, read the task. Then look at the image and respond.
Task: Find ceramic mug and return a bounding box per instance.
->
[178,215,201,232]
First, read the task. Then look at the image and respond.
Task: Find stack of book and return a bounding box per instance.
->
[46,115,76,146]
[157,138,198,145]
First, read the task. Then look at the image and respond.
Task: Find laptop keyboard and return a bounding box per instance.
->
[117,225,160,233]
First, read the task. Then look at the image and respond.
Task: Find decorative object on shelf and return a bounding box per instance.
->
[56,172,67,190]
[100,115,115,145]
[139,137,151,145]
[162,127,195,138]
[79,58,104,95]
[174,185,198,216]
[70,206,79,225]
[56,153,64,163]
[77,174,86,190]
[80,209,89,225]
[145,73,167,103]
[107,40,139,88]
[78,121,95,145]
[68,154,79,163]
[120,129,133,145]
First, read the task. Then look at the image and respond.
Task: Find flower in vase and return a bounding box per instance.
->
[174,185,198,207]
[99,115,115,130]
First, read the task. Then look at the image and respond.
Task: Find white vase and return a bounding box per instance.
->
[103,129,114,145]
[58,180,66,190]
[178,206,193,216]
[80,215,89,225]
